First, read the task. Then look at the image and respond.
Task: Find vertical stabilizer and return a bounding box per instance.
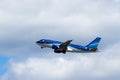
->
[86,37,101,49]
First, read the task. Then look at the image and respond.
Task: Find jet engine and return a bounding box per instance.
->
[52,45,66,53]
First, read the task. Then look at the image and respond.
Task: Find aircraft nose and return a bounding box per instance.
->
[36,41,40,44]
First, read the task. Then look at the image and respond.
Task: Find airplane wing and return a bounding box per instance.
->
[52,40,72,54]
[59,40,72,50]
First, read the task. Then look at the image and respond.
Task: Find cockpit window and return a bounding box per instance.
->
[40,39,44,42]
[39,39,45,43]
[40,39,51,44]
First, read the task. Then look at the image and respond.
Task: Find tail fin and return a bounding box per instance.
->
[86,37,101,49]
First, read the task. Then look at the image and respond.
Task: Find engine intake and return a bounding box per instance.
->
[52,45,59,49]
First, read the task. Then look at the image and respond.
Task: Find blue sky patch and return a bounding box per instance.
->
[0,56,10,76]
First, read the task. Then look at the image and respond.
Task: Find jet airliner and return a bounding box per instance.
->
[36,37,101,54]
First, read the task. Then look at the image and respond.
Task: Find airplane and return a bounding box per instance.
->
[36,37,101,54]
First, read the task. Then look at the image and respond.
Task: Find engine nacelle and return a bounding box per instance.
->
[54,49,62,53]
[52,45,59,49]
[52,45,66,54]
[54,49,66,54]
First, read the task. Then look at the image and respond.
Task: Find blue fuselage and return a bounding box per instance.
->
[36,39,92,53]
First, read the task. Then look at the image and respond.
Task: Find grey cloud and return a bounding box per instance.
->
[1,42,120,80]
[0,0,120,55]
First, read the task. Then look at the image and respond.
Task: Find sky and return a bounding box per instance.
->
[0,0,120,80]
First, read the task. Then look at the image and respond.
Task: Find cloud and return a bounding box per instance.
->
[0,0,120,55]
[0,0,120,80]
[1,42,120,80]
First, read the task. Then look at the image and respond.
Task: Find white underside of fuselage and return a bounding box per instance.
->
[36,43,93,53]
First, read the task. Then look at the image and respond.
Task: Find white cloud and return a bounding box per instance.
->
[0,0,119,26]
[0,0,119,36]
[0,0,120,43]
[1,42,120,80]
